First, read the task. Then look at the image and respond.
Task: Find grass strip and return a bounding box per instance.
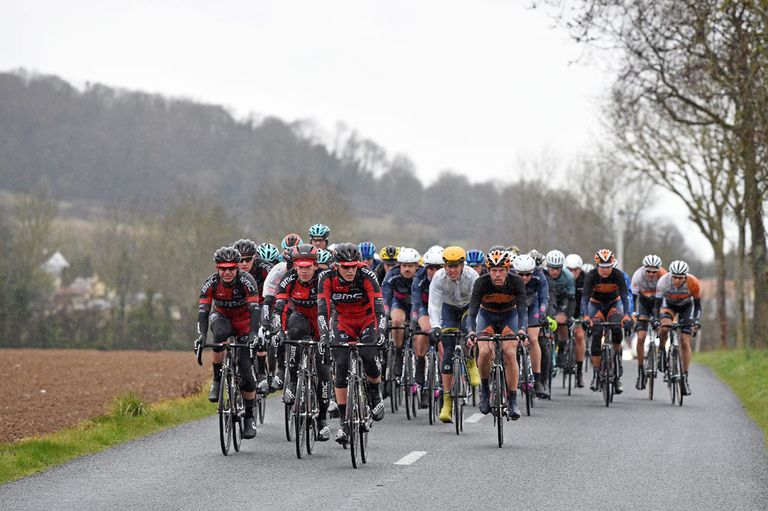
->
[0,392,215,485]
[695,349,768,447]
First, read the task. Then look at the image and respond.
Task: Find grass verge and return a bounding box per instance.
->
[695,349,768,447]
[0,392,215,485]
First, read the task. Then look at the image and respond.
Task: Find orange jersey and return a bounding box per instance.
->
[655,273,701,307]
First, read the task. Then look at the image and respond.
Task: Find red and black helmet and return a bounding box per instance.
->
[334,242,361,265]
[292,243,318,267]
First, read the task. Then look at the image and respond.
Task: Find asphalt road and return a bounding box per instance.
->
[2,363,766,510]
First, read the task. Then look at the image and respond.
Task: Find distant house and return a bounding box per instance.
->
[41,251,70,288]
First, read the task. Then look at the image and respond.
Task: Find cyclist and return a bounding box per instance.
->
[195,246,260,439]
[273,244,332,441]
[428,246,480,423]
[468,249,528,419]
[653,260,701,396]
[565,253,587,387]
[512,253,550,395]
[376,245,400,283]
[466,249,486,275]
[581,249,631,393]
[381,247,420,395]
[316,248,334,271]
[233,239,275,392]
[317,242,387,444]
[308,223,331,250]
[630,254,667,390]
[544,249,575,397]
[261,233,303,391]
[411,245,444,408]
[358,241,377,270]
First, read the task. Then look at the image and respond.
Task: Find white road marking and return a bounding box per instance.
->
[465,413,485,423]
[394,451,428,465]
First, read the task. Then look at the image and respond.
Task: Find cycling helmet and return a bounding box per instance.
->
[513,254,536,273]
[291,243,318,267]
[642,254,663,269]
[316,248,333,265]
[233,239,257,258]
[379,245,399,262]
[546,249,566,268]
[529,249,544,267]
[507,245,520,256]
[582,263,595,273]
[423,246,444,266]
[336,242,361,265]
[358,241,376,260]
[214,246,241,266]
[466,249,485,266]
[281,233,303,250]
[442,246,466,264]
[256,242,280,264]
[485,248,511,268]
[669,260,689,276]
[308,223,330,240]
[397,247,420,264]
[565,254,583,269]
[594,248,616,267]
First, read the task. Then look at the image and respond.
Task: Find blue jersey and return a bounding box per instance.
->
[382,266,414,313]
[622,270,634,315]
[410,267,431,322]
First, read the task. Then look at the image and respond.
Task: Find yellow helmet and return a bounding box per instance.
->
[379,245,399,262]
[442,246,466,264]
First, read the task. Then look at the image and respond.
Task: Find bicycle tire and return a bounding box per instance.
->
[668,345,677,405]
[284,402,294,442]
[346,380,359,468]
[257,394,266,425]
[218,371,232,456]
[232,381,242,453]
[494,367,504,448]
[646,342,656,401]
[403,349,414,420]
[306,374,317,455]
[453,358,463,435]
[602,346,611,408]
[677,353,685,407]
[522,350,532,416]
[427,351,436,425]
[359,381,368,465]
[295,375,306,459]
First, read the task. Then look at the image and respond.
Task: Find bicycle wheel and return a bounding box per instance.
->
[232,382,242,453]
[646,343,656,401]
[347,380,360,468]
[427,352,436,425]
[403,349,414,420]
[452,357,463,435]
[359,381,369,465]
[676,352,685,407]
[601,348,611,407]
[295,375,306,459]
[494,368,504,448]
[218,371,232,456]
[668,347,677,405]
[257,394,266,425]
[522,352,532,416]
[306,377,317,455]
[284,402,295,442]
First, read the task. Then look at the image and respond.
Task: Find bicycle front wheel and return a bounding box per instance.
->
[427,352,436,425]
[347,380,360,468]
[257,394,266,424]
[601,349,611,408]
[232,382,242,453]
[494,368,504,448]
[646,343,656,401]
[295,375,306,459]
[403,349,414,420]
[676,353,685,407]
[218,372,232,456]
[452,359,464,435]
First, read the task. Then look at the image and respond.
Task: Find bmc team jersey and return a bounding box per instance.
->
[273,270,320,336]
[317,265,386,342]
[428,266,479,328]
[197,271,260,337]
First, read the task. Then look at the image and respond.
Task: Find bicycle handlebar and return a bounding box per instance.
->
[329,342,380,349]
[283,338,320,346]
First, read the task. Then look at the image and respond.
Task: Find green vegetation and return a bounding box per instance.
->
[696,350,768,446]
[0,392,215,484]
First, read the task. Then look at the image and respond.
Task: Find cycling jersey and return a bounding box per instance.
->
[261,261,290,325]
[317,265,386,342]
[622,270,634,316]
[573,270,585,318]
[428,266,479,328]
[247,258,274,304]
[273,270,320,338]
[654,273,702,318]
[382,266,413,314]
[467,272,527,332]
[581,268,630,314]
[198,271,260,339]
[410,267,432,322]
[546,267,576,317]
[514,267,549,324]
[630,267,667,299]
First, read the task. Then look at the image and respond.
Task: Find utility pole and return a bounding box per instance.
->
[616,208,625,270]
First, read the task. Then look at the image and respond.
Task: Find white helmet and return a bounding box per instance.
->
[565,254,583,269]
[422,246,444,265]
[513,254,536,273]
[642,254,662,269]
[397,247,421,264]
[669,260,689,276]
[546,249,565,268]
[582,263,595,273]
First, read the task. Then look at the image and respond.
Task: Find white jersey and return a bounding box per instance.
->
[428,266,479,327]
[262,262,289,298]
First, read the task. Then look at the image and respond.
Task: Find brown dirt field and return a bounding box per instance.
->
[0,349,212,443]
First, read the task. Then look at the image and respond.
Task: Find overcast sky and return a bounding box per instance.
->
[0,0,714,258]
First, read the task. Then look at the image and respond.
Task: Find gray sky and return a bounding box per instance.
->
[0,0,714,258]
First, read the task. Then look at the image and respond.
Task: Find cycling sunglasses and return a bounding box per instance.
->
[239,257,253,263]
[217,265,238,272]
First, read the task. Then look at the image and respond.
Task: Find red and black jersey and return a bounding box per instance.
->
[247,259,273,304]
[197,270,260,338]
[317,265,385,341]
[273,270,319,335]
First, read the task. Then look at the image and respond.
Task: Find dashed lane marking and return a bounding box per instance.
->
[465,413,485,423]
[394,451,428,465]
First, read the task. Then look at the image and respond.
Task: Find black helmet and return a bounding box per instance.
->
[233,239,257,257]
[214,246,241,265]
[334,242,361,264]
[292,243,318,261]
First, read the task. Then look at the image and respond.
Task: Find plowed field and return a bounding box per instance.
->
[0,349,211,443]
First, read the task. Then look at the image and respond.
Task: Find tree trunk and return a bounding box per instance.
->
[714,242,729,350]
[735,218,748,348]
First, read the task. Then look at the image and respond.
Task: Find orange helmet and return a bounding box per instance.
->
[594,249,616,267]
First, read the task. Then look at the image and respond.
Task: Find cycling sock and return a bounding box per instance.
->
[533,372,541,382]
[481,378,489,392]
[338,404,347,424]
[244,399,255,418]
[576,362,583,375]
[507,390,517,402]
[415,357,425,384]
[256,355,266,374]
[212,363,222,381]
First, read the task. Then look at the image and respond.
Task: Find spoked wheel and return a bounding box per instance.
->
[232,383,242,453]
[676,355,685,407]
[494,369,504,448]
[257,394,266,424]
[668,349,677,405]
[218,372,232,456]
[347,382,361,468]
[389,378,398,414]
[295,377,306,459]
[452,361,464,435]
[403,352,414,420]
[284,402,295,442]
[427,355,436,425]
[359,383,369,465]
[306,382,317,455]
[646,344,655,401]
[601,352,611,408]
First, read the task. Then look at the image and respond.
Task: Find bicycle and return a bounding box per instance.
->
[416,329,442,425]
[196,336,249,456]
[383,322,406,414]
[253,329,275,425]
[280,334,296,442]
[517,338,535,416]
[443,329,469,434]
[590,321,624,407]
[643,326,659,401]
[283,337,321,459]
[475,333,520,448]
[538,320,555,400]
[661,322,686,407]
[398,324,419,420]
[331,340,377,469]
[561,320,580,396]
